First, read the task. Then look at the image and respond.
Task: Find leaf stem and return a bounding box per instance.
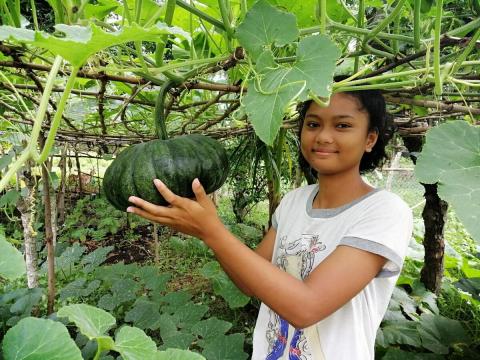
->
[176,0,226,31]
[365,0,407,41]
[434,0,443,96]
[354,0,365,73]
[218,0,234,37]
[318,0,327,34]
[30,0,39,30]
[305,21,414,44]
[413,0,421,49]
[33,67,80,163]
[154,0,176,66]
[451,28,480,74]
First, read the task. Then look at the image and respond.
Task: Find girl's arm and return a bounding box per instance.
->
[127,179,385,328]
[216,228,276,297]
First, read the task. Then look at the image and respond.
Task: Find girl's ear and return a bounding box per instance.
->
[365,130,378,153]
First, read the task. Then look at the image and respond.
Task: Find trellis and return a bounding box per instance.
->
[1,0,480,315]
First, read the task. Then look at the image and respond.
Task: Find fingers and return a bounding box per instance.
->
[128,195,166,215]
[126,205,170,224]
[192,178,209,204]
[154,179,181,205]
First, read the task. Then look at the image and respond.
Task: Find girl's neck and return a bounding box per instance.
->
[313,171,374,209]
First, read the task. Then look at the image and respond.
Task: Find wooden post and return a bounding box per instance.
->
[16,161,39,289]
[41,162,56,314]
[403,136,447,294]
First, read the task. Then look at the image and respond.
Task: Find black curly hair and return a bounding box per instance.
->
[298,83,393,180]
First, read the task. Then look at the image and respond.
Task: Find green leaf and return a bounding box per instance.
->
[156,348,206,360]
[244,35,339,145]
[174,303,209,330]
[50,243,86,274]
[80,245,114,273]
[191,317,232,347]
[125,298,162,330]
[377,320,422,347]
[158,314,195,349]
[201,333,248,360]
[57,304,116,339]
[260,35,340,100]
[0,151,14,170]
[136,265,171,292]
[59,278,101,301]
[0,236,25,281]
[415,121,480,242]
[200,261,250,309]
[382,348,444,359]
[10,288,43,315]
[113,326,158,360]
[0,23,189,67]
[2,317,83,360]
[0,189,20,208]
[84,0,119,20]
[244,77,303,145]
[236,0,298,60]
[454,277,480,301]
[418,313,470,353]
[386,287,418,319]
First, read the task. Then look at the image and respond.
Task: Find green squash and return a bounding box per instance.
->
[103,134,229,211]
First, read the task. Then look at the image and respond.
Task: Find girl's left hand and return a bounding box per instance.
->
[126,178,223,239]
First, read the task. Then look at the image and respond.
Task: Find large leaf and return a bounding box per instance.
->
[124,298,162,330]
[80,245,114,273]
[0,23,189,67]
[191,317,232,347]
[418,314,470,354]
[200,261,250,309]
[236,0,298,60]
[0,235,25,281]
[113,326,158,360]
[244,77,304,145]
[382,348,443,359]
[201,333,248,360]
[243,35,339,145]
[157,348,205,360]
[57,303,116,339]
[2,317,83,360]
[415,121,480,242]
[157,314,195,349]
[259,35,340,100]
[376,320,422,347]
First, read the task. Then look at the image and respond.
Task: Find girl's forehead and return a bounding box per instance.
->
[307,93,363,114]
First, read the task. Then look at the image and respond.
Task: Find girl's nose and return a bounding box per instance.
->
[315,127,334,144]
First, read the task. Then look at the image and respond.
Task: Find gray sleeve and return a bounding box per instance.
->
[338,236,404,278]
[271,213,278,230]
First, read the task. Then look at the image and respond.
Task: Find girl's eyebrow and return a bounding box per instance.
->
[305,114,355,120]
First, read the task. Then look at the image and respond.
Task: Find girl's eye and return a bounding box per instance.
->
[336,123,351,129]
[306,122,319,128]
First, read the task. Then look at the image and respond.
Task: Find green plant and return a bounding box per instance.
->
[2,303,206,360]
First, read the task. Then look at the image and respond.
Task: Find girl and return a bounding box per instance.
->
[127,89,413,360]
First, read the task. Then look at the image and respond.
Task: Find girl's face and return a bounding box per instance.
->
[300,92,378,177]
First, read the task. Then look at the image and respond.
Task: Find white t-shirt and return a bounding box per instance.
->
[251,184,413,360]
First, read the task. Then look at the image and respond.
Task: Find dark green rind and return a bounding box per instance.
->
[132,140,165,205]
[117,143,143,209]
[103,135,229,210]
[103,145,137,211]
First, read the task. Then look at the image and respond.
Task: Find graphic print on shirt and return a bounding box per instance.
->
[265,234,327,359]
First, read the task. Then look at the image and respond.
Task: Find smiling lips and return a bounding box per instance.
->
[312,148,338,156]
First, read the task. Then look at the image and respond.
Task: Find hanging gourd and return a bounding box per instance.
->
[103,80,229,211]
